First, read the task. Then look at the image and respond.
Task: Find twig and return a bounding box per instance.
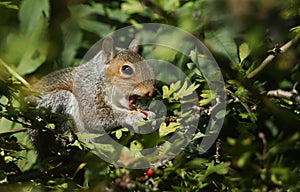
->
[0,128,28,137]
[247,34,300,79]
[267,89,300,104]
[7,162,81,183]
[214,138,221,164]
[258,132,267,161]
[0,59,31,89]
[258,132,269,172]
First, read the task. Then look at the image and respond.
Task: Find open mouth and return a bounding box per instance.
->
[128,95,149,117]
[128,95,138,109]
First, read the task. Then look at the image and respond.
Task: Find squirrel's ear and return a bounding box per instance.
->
[128,39,140,53]
[102,37,115,64]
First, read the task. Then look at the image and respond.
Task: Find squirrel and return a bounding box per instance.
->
[28,37,156,159]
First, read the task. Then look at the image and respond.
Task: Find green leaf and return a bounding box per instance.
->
[205,28,239,64]
[115,130,122,140]
[162,81,181,100]
[19,0,49,34]
[68,4,113,37]
[156,0,180,11]
[176,81,200,99]
[192,132,206,140]
[15,16,48,75]
[121,0,145,14]
[17,48,46,76]
[205,161,230,176]
[200,90,215,106]
[61,20,82,67]
[0,1,18,10]
[159,122,180,137]
[112,128,128,140]
[170,81,181,92]
[130,140,143,151]
[237,152,251,167]
[239,43,250,63]
[16,136,37,172]
[162,85,172,99]
[290,26,300,34]
[78,20,112,37]
[215,110,227,119]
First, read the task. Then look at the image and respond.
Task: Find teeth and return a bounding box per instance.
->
[128,95,138,109]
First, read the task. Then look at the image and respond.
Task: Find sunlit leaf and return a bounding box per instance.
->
[159,122,179,137]
[177,81,200,99]
[19,0,49,34]
[121,0,145,14]
[0,1,18,9]
[239,43,250,63]
[130,140,143,151]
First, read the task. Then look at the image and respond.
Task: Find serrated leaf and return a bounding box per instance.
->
[162,85,171,99]
[177,82,199,99]
[171,81,181,91]
[159,122,179,137]
[176,81,188,97]
[199,90,214,106]
[199,99,211,106]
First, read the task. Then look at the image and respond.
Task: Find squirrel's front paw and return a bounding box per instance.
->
[130,109,155,123]
[136,108,156,120]
[121,109,156,133]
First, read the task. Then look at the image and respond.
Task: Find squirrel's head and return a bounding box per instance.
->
[102,37,155,109]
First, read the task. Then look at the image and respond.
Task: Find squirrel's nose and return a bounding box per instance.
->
[144,89,153,97]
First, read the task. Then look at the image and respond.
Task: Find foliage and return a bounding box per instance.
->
[0,0,300,191]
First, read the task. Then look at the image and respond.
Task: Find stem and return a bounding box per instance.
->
[0,59,31,89]
[247,34,300,79]
[267,89,300,104]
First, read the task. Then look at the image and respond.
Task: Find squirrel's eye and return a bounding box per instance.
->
[121,65,134,76]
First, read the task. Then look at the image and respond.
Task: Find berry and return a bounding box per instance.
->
[145,168,155,177]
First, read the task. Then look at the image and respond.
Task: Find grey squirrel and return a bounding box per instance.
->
[28,37,156,158]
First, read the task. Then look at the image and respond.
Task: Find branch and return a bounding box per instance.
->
[0,128,28,137]
[267,89,300,104]
[247,34,300,79]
